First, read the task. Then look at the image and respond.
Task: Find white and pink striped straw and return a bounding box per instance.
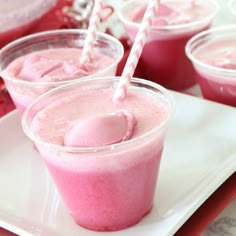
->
[113,0,159,102]
[80,0,103,64]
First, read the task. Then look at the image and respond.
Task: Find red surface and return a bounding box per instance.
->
[0,1,235,235]
[0,88,15,117]
[0,229,16,236]
[175,172,236,236]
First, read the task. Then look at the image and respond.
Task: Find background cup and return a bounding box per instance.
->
[22,76,174,232]
[0,0,56,48]
[0,29,124,116]
[119,0,218,91]
[186,25,236,106]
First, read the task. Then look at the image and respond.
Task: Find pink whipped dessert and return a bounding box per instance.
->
[2,48,112,115]
[195,40,236,70]
[186,26,236,106]
[132,1,210,27]
[22,77,174,231]
[0,0,56,47]
[0,30,124,116]
[119,0,217,90]
[4,48,113,83]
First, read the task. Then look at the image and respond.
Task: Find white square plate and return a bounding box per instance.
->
[0,91,235,236]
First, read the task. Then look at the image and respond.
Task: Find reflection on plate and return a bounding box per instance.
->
[0,91,236,236]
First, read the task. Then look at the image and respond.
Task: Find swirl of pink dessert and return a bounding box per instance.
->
[205,49,236,70]
[132,1,213,29]
[195,42,236,70]
[64,110,136,147]
[9,48,113,83]
[132,1,211,27]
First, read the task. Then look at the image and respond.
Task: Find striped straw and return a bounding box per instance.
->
[113,0,159,102]
[80,0,103,64]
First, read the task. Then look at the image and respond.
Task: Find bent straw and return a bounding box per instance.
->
[80,0,103,64]
[113,0,159,102]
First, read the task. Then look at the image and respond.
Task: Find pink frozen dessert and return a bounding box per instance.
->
[2,48,113,115]
[4,48,113,83]
[186,26,236,106]
[22,77,174,231]
[0,30,124,116]
[0,0,56,47]
[132,1,211,26]
[119,0,218,90]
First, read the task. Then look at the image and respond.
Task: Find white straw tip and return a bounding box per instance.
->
[113,89,126,103]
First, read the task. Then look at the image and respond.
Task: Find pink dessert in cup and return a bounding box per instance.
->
[119,0,218,91]
[0,29,124,116]
[186,26,236,106]
[3,48,113,115]
[0,0,56,48]
[22,77,174,231]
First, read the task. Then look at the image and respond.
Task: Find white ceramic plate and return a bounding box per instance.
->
[0,91,236,236]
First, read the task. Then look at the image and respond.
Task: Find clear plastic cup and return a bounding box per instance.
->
[22,76,174,231]
[119,0,218,91]
[186,25,236,106]
[0,29,124,116]
[0,0,57,48]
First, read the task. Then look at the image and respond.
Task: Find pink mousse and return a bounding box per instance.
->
[4,48,113,83]
[30,87,169,231]
[64,110,136,147]
[194,39,236,70]
[2,48,113,116]
[191,38,236,106]
[131,1,210,27]
[31,88,168,145]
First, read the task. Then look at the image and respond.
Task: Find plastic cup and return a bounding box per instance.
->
[0,0,57,48]
[22,76,174,231]
[0,29,124,117]
[186,25,236,106]
[119,0,218,91]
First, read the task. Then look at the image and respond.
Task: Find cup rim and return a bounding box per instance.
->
[185,25,236,77]
[0,0,57,32]
[0,29,124,86]
[118,0,218,32]
[22,76,175,154]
